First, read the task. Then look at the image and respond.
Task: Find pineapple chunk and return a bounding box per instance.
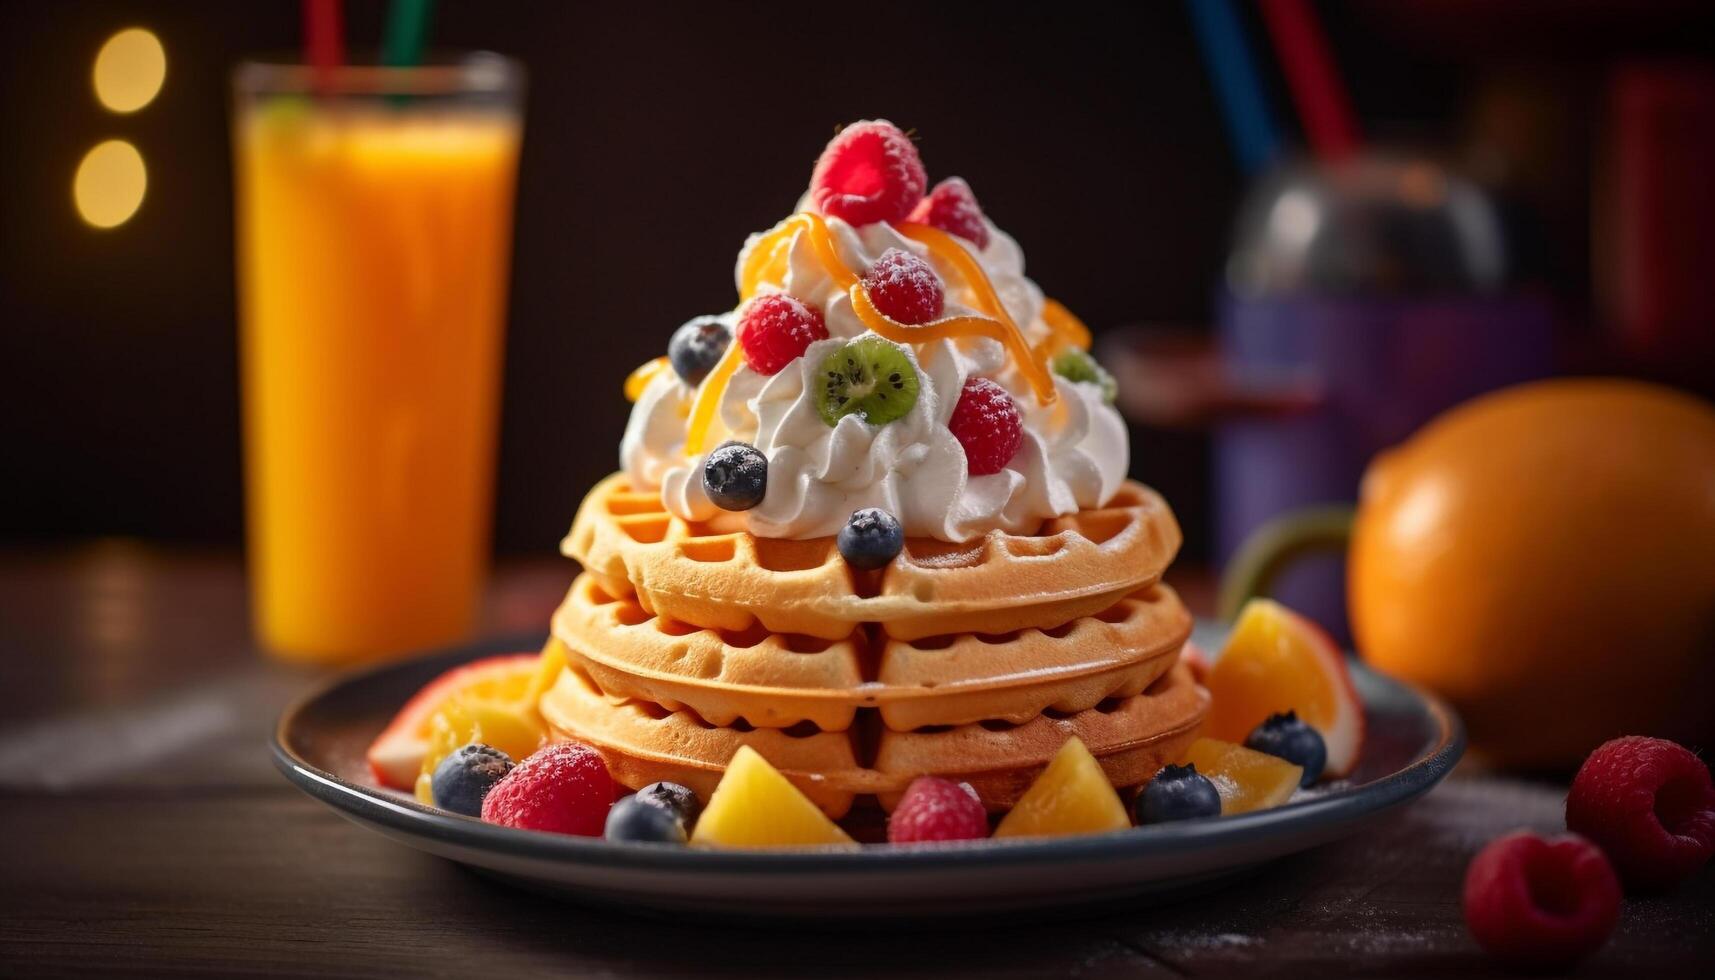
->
[993,737,1130,838]
[690,746,854,848]
[1179,738,1302,815]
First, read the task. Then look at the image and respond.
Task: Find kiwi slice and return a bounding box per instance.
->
[814,337,920,427]
[1051,347,1118,404]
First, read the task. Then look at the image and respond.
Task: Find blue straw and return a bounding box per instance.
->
[1186,0,1283,175]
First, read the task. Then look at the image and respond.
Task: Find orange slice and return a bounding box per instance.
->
[1179,738,1303,814]
[365,653,543,790]
[1205,599,1364,778]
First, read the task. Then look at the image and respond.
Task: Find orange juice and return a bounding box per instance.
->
[234,77,521,662]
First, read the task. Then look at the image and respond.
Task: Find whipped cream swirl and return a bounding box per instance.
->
[619,215,1128,542]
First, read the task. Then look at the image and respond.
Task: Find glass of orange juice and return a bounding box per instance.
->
[233,55,523,664]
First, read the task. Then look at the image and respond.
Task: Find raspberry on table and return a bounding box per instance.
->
[863,248,944,325]
[736,293,828,375]
[888,777,988,843]
[1462,831,1621,970]
[907,177,990,249]
[480,742,615,837]
[809,120,928,227]
[948,377,1023,476]
[1566,735,1715,890]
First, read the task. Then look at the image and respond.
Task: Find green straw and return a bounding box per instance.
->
[381,0,433,67]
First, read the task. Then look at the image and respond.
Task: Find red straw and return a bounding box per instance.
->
[303,0,345,82]
[1258,0,1360,162]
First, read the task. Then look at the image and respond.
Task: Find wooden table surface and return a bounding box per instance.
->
[1,543,1709,978]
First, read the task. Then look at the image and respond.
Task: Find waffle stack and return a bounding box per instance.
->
[538,474,1210,818]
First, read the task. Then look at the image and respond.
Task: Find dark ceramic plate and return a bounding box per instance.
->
[272,624,1462,919]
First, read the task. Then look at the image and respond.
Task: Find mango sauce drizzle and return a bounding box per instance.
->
[624,356,670,402]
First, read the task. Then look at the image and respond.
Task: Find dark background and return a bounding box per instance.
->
[3,1,1711,560]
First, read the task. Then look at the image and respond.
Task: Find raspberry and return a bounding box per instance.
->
[480,742,615,836]
[862,248,944,325]
[809,120,927,227]
[737,293,828,375]
[1566,735,1715,889]
[1462,831,1620,970]
[888,777,988,843]
[907,177,990,249]
[948,377,1023,476]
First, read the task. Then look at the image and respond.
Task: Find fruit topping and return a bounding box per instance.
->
[480,742,615,837]
[365,652,540,791]
[702,441,767,511]
[1205,599,1363,778]
[906,177,990,249]
[736,293,828,375]
[837,507,905,570]
[1244,711,1328,787]
[808,120,927,227]
[690,746,855,848]
[1565,735,1715,890]
[604,794,689,844]
[429,743,514,818]
[632,780,703,823]
[948,377,1024,476]
[862,248,944,325]
[888,777,989,844]
[1050,348,1117,404]
[994,737,1130,838]
[667,316,731,386]
[1178,738,1302,815]
[1463,831,1621,969]
[813,337,919,427]
[1136,763,1222,824]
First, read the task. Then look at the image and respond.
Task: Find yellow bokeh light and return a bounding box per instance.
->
[74,140,147,229]
[93,28,166,113]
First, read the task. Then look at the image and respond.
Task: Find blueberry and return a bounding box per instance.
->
[837,507,904,569]
[668,316,731,386]
[430,743,514,817]
[604,793,688,844]
[1136,763,1222,824]
[632,780,702,822]
[1244,711,1327,786]
[702,441,767,511]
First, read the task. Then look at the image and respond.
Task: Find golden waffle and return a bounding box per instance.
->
[562,474,1183,641]
[539,658,1209,818]
[551,575,1193,732]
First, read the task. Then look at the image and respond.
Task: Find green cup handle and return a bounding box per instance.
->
[1216,507,1357,622]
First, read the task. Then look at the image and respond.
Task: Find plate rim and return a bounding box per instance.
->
[272,634,1464,874]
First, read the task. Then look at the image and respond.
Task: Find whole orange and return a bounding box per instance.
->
[1350,379,1715,769]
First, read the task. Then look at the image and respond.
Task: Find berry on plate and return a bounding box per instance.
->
[889,777,988,844]
[690,746,854,848]
[906,177,990,249]
[1244,711,1328,787]
[1050,348,1117,404]
[1136,763,1222,824]
[1463,831,1621,969]
[429,743,514,818]
[948,377,1023,476]
[631,780,702,823]
[604,794,688,844]
[1178,738,1302,815]
[480,742,615,837]
[808,119,927,227]
[365,652,541,791]
[862,248,944,325]
[702,441,768,511]
[1205,599,1363,779]
[1565,735,1715,890]
[994,737,1130,838]
[837,507,904,570]
[667,316,731,386]
[736,293,827,375]
[813,337,919,427]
